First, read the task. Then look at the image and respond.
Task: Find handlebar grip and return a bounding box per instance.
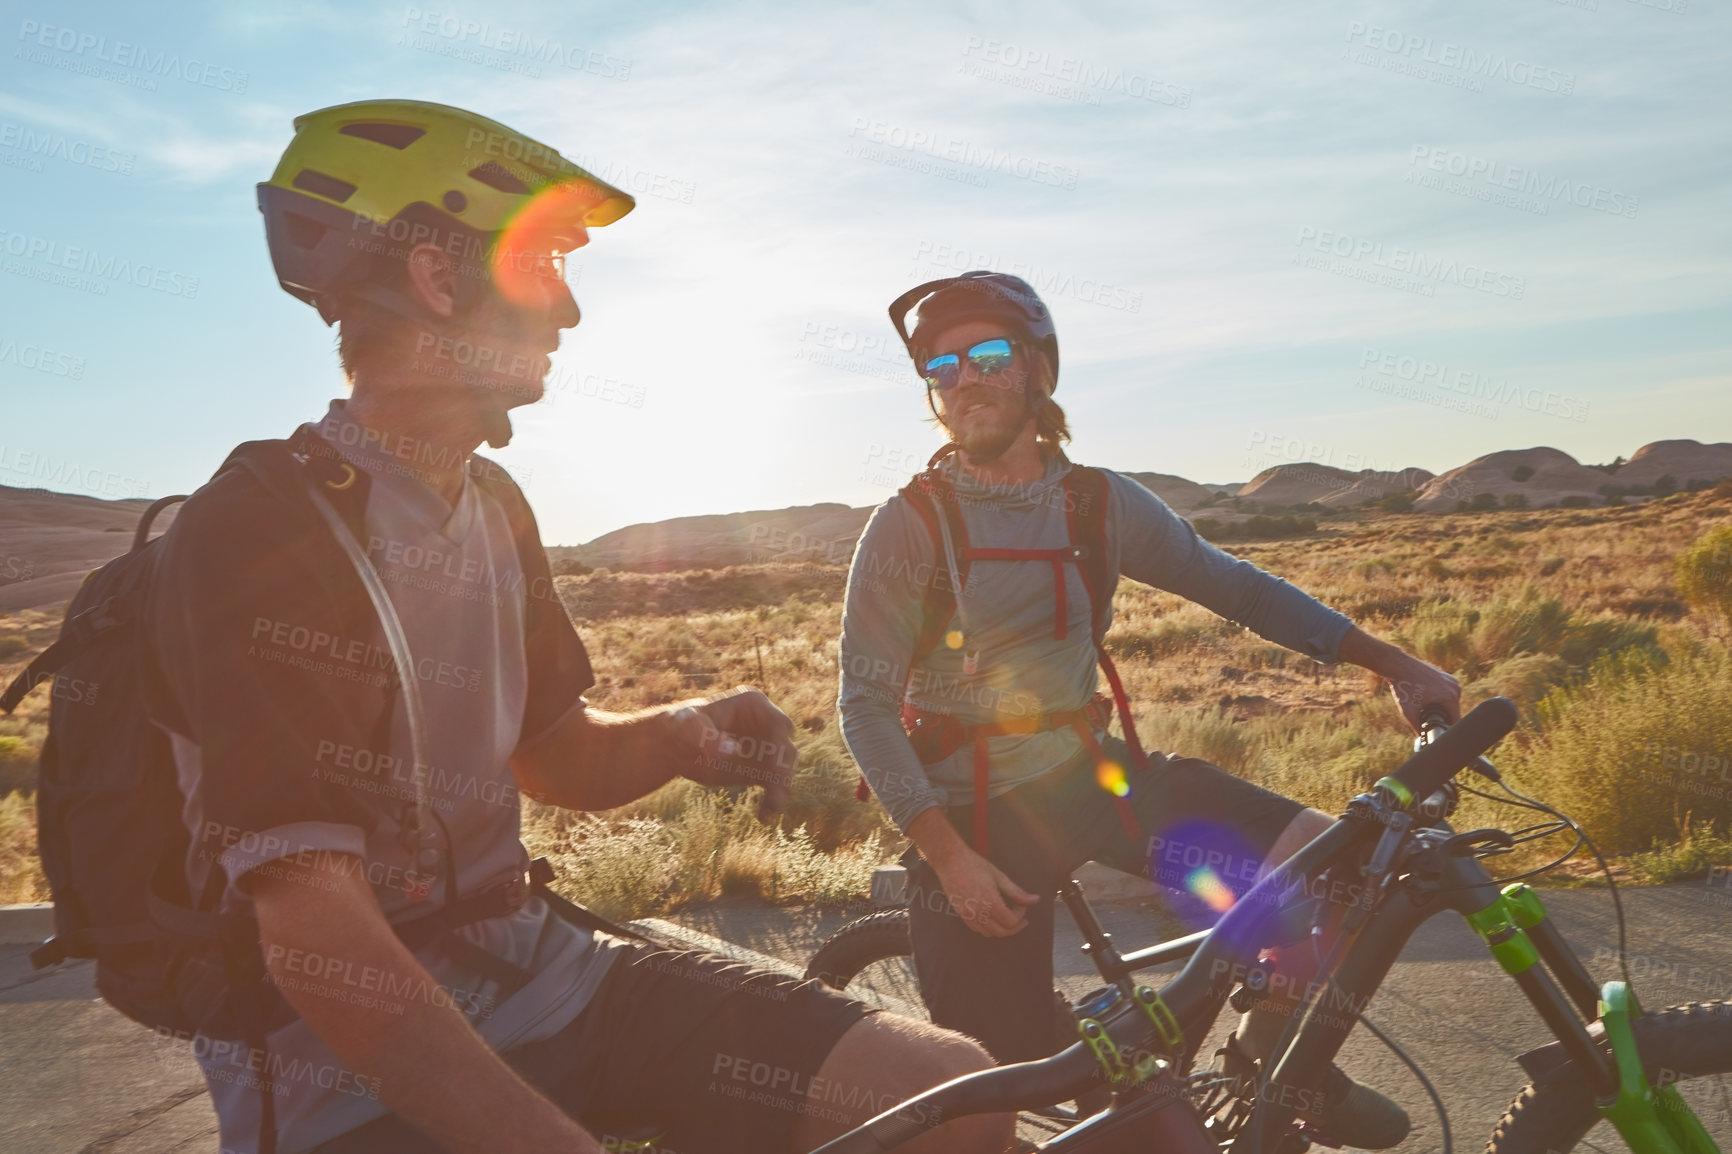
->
[1382,697,1518,804]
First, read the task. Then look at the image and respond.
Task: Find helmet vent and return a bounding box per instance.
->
[291,168,358,204]
[338,122,426,149]
[467,161,530,195]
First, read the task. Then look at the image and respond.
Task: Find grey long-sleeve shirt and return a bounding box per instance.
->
[837,450,1354,832]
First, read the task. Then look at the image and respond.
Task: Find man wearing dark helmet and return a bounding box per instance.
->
[140,103,1012,1154]
[838,271,1463,1149]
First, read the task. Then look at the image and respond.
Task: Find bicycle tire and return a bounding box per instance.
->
[1487,1001,1732,1154]
[805,909,914,991]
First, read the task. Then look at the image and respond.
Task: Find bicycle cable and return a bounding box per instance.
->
[1455,777,1633,992]
[1491,776,1634,994]
[1359,1012,1451,1154]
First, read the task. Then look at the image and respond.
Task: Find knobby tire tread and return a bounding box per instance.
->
[1486,1001,1732,1154]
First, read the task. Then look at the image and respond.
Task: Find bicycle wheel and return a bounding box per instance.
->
[1487,1001,1732,1154]
[805,909,927,1018]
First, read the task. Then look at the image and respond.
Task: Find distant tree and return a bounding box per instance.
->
[1511,465,1535,482]
[552,558,595,577]
[1469,492,1499,511]
[1676,524,1732,629]
[1501,492,1529,509]
[1653,474,1678,497]
[1598,483,1628,500]
[1378,490,1417,513]
[1591,455,1627,475]
[1559,495,1593,508]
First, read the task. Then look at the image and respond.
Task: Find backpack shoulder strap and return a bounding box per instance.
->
[899,469,969,666]
[1063,464,1115,643]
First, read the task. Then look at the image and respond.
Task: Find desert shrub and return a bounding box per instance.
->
[1108,615,1218,660]
[522,789,892,920]
[1501,493,1529,510]
[1625,827,1732,885]
[1675,523,1732,629]
[1137,707,1259,777]
[1396,589,1657,681]
[1469,492,1499,511]
[0,635,29,660]
[1466,653,1573,710]
[1377,491,1416,513]
[1503,640,1732,855]
[1243,702,1414,814]
[0,790,46,904]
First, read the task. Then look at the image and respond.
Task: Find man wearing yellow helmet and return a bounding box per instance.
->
[141,102,1009,1154]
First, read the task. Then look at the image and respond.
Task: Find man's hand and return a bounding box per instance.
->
[1385,660,1463,730]
[1337,624,1461,731]
[932,847,1041,937]
[674,687,799,821]
[905,807,1040,937]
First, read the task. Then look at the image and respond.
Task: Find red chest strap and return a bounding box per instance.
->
[963,545,1086,641]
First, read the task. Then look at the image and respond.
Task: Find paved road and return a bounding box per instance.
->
[3,881,1728,1152]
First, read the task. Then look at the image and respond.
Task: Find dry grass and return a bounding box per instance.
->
[2,487,1731,916]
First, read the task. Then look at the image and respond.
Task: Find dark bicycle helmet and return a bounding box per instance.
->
[889,270,1059,387]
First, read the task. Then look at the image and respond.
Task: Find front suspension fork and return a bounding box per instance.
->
[1466,881,1721,1153]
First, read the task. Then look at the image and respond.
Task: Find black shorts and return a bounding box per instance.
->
[312,945,874,1154]
[903,736,1304,1064]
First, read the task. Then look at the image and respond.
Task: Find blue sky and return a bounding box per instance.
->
[1,0,1726,543]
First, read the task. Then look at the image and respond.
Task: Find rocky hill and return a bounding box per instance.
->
[0,485,178,613]
[1614,440,1732,488]
[1235,463,1434,508]
[6,440,1732,609]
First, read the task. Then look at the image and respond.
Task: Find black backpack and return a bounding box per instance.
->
[0,492,198,1030]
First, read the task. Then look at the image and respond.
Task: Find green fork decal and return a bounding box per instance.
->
[1598,983,1721,1154]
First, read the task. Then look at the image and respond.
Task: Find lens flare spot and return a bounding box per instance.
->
[944,630,964,650]
[1095,760,1130,798]
[1187,867,1236,914]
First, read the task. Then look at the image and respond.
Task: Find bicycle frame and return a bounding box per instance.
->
[812,699,1718,1153]
[815,813,1718,1154]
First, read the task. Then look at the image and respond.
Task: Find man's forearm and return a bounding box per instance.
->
[906,804,969,869]
[254,857,599,1153]
[514,705,687,811]
[1337,624,1422,679]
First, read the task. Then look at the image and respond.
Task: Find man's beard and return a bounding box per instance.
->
[948,394,1031,466]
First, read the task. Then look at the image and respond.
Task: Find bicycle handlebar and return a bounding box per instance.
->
[1381,696,1517,805]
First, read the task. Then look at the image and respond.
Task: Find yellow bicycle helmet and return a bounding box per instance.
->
[258,99,634,323]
